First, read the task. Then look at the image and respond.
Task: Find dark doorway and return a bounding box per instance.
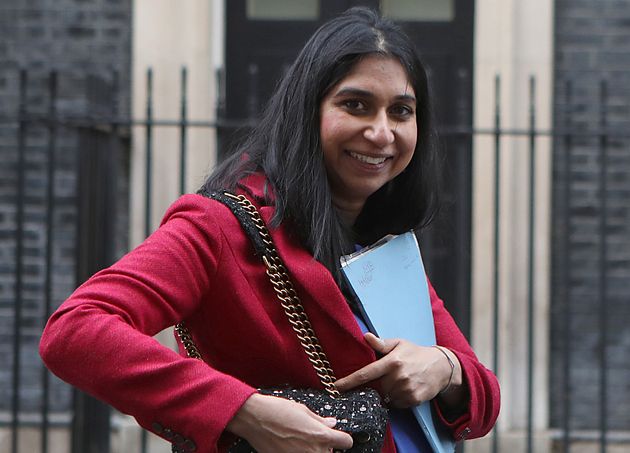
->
[222,0,474,335]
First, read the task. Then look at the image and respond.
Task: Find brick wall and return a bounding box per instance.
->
[551,0,630,430]
[0,0,131,414]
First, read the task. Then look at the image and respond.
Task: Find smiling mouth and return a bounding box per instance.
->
[348,151,390,165]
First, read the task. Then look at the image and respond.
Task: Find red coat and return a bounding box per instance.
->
[40,174,499,452]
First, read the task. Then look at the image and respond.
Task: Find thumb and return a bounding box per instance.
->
[364,332,398,355]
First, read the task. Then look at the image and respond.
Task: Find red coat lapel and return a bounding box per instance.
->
[262,207,364,343]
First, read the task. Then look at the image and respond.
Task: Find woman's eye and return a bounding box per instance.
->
[343,100,366,111]
[390,104,414,117]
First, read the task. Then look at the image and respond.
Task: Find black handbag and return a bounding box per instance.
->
[173,190,388,453]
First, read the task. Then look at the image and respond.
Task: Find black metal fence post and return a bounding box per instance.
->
[491,74,502,453]
[71,73,124,453]
[40,69,58,453]
[526,75,537,453]
[561,79,574,453]
[455,67,473,340]
[139,67,155,453]
[145,68,154,239]
[11,67,28,453]
[180,66,188,196]
[597,79,609,453]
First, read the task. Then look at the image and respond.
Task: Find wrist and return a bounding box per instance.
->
[226,393,264,438]
[432,346,468,413]
[432,345,462,393]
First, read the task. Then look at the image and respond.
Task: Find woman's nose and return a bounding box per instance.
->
[363,112,395,147]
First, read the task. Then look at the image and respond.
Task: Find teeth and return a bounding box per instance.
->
[348,151,387,165]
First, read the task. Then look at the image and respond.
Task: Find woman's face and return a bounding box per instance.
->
[319,55,417,213]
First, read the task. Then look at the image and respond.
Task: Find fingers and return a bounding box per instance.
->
[307,412,353,450]
[327,426,354,450]
[297,406,354,451]
[228,393,354,452]
[335,336,401,392]
[292,404,353,449]
[336,337,449,408]
[364,332,398,355]
[334,358,389,391]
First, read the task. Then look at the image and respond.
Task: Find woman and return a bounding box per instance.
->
[40,7,499,453]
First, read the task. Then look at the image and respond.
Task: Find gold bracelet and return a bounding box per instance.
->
[432,345,455,394]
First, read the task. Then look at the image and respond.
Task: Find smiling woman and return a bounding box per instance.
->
[40,6,499,453]
[320,55,418,225]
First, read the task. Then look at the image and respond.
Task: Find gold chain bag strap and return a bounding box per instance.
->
[173,191,388,453]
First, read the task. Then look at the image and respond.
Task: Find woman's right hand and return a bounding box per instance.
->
[226,393,354,452]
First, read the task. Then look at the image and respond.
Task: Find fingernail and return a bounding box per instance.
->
[323,417,337,427]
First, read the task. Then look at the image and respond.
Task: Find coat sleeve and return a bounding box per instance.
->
[429,280,500,441]
[39,194,256,453]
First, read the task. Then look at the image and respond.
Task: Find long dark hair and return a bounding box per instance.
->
[203,7,441,282]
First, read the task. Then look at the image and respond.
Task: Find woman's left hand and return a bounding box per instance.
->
[334,333,463,409]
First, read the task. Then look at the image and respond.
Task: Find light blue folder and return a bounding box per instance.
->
[340,231,456,453]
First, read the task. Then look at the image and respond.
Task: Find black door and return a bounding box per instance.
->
[222,0,474,335]
[388,1,474,335]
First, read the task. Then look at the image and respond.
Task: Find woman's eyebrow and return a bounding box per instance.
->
[395,93,417,104]
[333,87,373,98]
[333,87,416,103]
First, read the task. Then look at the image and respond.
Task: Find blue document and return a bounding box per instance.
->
[340,232,456,453]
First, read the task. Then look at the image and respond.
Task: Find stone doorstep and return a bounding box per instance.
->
[464,429,630,453]
[0,413,171,453]
[111,414,171,453]
[3,421,630,452]
[0,427,70,453]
